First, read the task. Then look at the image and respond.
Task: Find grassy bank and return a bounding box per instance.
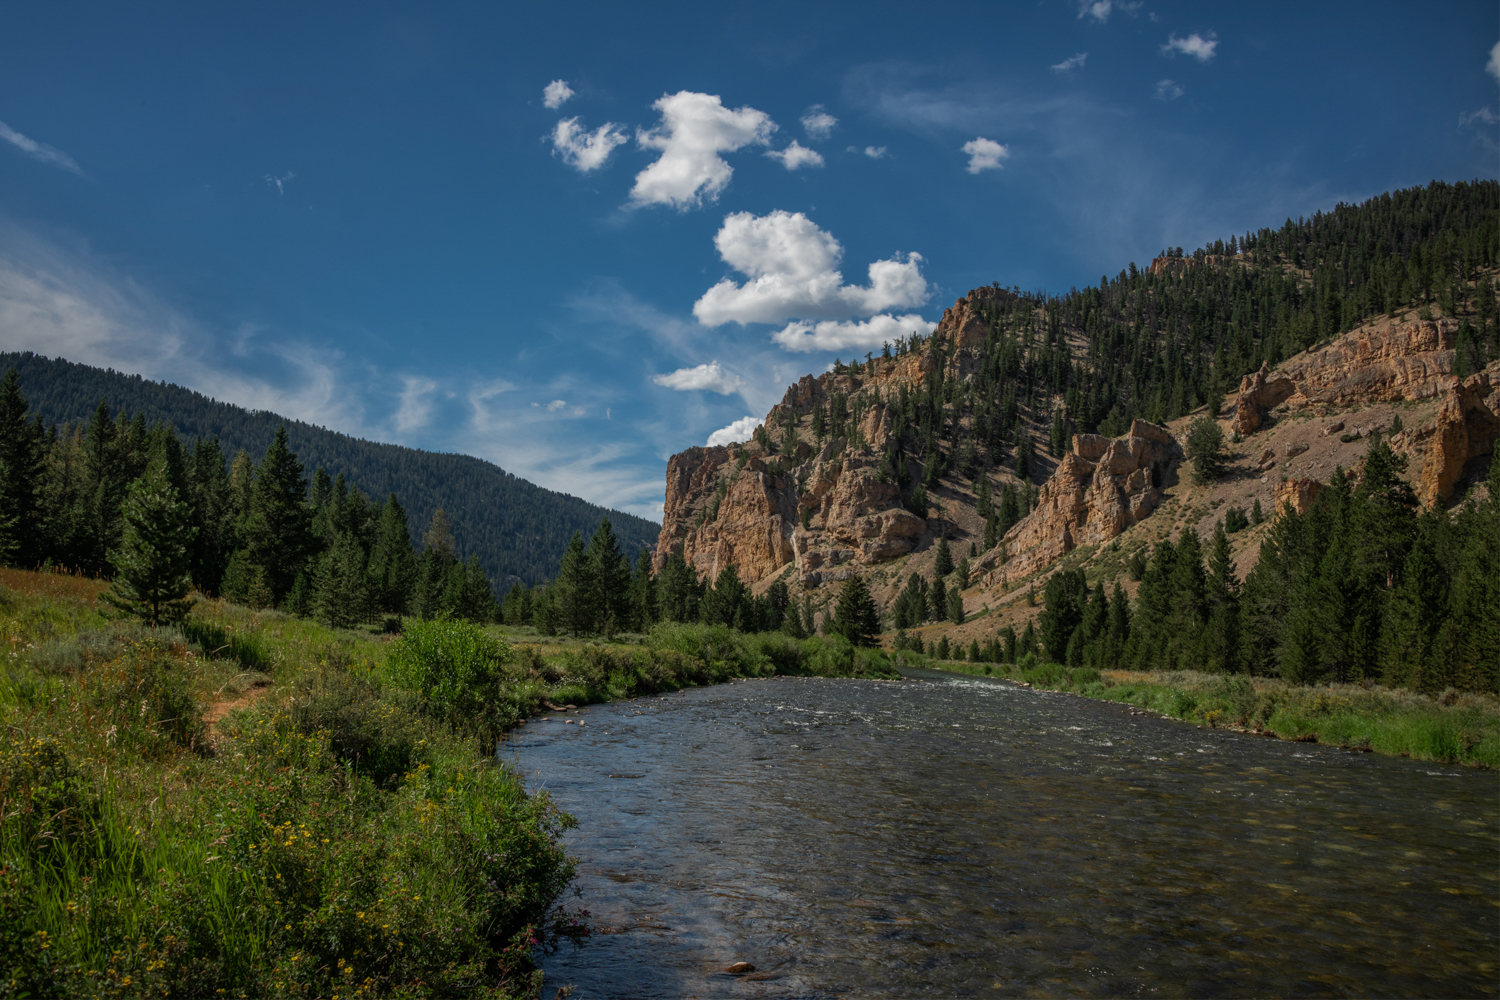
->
[915,656,1500,768]
[0,568,896,998]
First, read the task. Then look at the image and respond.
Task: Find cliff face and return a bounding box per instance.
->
[1228,317,1499,507]
[973,420,1177,589]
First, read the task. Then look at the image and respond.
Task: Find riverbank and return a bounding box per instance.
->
[911,657,1500,768]
[0,567,895,997]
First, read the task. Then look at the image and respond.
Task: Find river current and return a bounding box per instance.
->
[507,670,1498,998]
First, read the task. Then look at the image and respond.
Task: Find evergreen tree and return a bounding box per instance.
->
[705,565,748,629]
[186,437,236,594]
[554,531,595,636]
[1204,521,1241,672]
[444,555,496,623]
[629,547,657,631]
[1039,569,1087,661]
[1185,416,1228,484]
[946,580,965,624]
[974,473,992,520]
[313,533,370,629]
[833,573,881,646]
[242,426,313,604]
[101,454,197,626]
[0,370,45,567]
[934,536,954,577]
[586,518,630,634]
[367,494,418,614]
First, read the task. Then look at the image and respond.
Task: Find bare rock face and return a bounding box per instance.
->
[1275,478,1324,517]
[975,420,1176,590]
[1279,319,1459,407]
[654,446,798,584]
[1419,372,1499,507]
[1231,362,1297,437]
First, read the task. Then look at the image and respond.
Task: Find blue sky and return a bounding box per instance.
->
[1,2,1496,520]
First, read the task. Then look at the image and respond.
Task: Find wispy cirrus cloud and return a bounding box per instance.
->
[1051,53,1088,73]
[0,119,84,176]
[1155,79,1185,101]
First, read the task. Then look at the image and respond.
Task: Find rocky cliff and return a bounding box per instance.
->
[973,421,1177,590]
[1228,317,1500,507]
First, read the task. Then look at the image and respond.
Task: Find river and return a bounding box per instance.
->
[507,670,1498,998]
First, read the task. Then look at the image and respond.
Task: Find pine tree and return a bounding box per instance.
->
[1039,569,1087,661]
[974,473,992,519]
[313,533,370,629]
[186,437,236,594]
[443,555,496,623]
[102,454,197,626]
[554,531,595,636]
[629,547,657,631]
[586,518,630,634]
[0,370,45,567]
[833,574,881,646]
[367,494,418,614]
[946,581,965,624]
[242,426,313,604]
[1185,416,1228,484]
[934,536,954,577]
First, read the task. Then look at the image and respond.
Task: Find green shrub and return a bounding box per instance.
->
[384,618,512,731]
[82,640,204,755]
[290,671,422,788]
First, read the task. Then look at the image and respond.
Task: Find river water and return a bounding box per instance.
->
[507,670,1498,998]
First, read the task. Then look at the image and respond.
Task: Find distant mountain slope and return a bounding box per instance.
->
[0,352,659,585]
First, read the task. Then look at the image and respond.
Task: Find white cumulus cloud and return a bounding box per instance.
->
[652,360,743,394]
[1163,32,1218,62]
[552,117,628,172]
[1155,79,1185,101]
[771,313,937,354]
[0,119,84,176]
[629,91,776,210]
[801,105,837,139]
[1052,52,1088,72]
[766,140,824,170]
[543,79,575,109]
[962,137,1009,173]
[693,210,929,327]
[864,145,889,158]
[1078,0,1112,21]
[706,415,759,448]
[1488,40,1500,82]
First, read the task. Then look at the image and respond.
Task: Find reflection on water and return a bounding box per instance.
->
[507,670,1498,998]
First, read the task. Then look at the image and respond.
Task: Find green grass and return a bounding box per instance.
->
[920,653,1499,768]
[0,569,896,997]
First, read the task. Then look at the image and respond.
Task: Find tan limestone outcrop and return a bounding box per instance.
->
[975,420,1176,590]
[1419,372,1499,507]
[1231,362,1297,437]
[1275,478,1324,517]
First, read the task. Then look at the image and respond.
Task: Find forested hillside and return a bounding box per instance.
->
[0,352,658,584]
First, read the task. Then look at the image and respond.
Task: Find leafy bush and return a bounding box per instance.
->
[290,671,422,788]
[384,618,512,731]
[82,640,204,755]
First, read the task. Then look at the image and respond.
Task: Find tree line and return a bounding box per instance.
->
[0,371,499,628]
